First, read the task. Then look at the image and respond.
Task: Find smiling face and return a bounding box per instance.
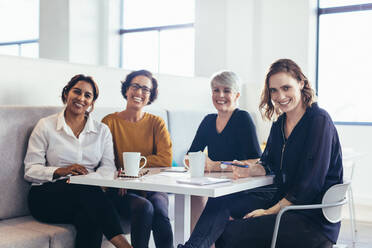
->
[268,72,305,117]
[64,80,94,116]
[125,75,153,110]
[212,84,240,113]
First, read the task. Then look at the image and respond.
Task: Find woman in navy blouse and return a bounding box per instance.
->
[216,59,344,247]
[178,59,343,248]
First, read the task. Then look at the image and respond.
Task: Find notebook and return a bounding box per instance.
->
[176,177,231,186]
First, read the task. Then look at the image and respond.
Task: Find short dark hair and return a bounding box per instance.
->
[259,59,315,121]
[61,74,99,104]
[121,70,158,105]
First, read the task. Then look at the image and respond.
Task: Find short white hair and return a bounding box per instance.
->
[210,71,241,92]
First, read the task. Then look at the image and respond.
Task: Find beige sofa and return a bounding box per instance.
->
[0,106,210,248]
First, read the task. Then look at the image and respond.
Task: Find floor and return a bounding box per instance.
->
[337,219,372,248]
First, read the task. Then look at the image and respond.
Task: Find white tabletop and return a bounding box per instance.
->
[69,168,274,198]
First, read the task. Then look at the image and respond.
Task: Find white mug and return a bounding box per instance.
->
[183,151,205,178]
[123,152,147,177]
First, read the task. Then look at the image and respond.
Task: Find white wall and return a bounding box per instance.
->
[39,0,120,67]
[0,55,214,111]
[39,0,69,61]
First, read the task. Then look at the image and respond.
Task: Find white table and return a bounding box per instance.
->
[69,169,274,245]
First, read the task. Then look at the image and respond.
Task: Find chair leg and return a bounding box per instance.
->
[348,186,357,247]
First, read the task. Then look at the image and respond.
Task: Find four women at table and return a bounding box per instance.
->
[102,69,174,248]
[25,58,343,248]
[178,58,343,248]
[24,75,131,248]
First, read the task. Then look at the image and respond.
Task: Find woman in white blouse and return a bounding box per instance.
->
[24,74,132,248]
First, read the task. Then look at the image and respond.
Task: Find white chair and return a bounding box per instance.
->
[343,150,361,248]
[270,182,350,248]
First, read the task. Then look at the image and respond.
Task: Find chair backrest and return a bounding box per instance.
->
[322,182,350,223]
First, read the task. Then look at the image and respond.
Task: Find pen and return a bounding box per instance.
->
[221,162,249,168]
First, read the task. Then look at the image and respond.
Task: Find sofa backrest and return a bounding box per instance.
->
[0,106,62,219]
[167,110,211,166]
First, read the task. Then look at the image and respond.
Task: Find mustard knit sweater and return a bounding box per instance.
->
[102,112,172,169]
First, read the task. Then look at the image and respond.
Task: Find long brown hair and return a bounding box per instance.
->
[259,59,315,121]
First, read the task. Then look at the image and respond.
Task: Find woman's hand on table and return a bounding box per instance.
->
[53,164,88,179]
[231,161,253,179]
[205,157,224,172]
[232,159,265,179]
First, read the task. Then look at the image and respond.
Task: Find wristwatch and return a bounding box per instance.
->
[220,162,227,170]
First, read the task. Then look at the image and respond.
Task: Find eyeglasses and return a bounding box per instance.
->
[129,83,152,94]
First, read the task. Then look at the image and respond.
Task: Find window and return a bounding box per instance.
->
[120,0,195,76]
[0,0,39,57]
[317,1,372,124]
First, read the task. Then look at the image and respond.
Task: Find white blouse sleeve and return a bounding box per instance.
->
[95,124,117,178]
[24,119,59,184]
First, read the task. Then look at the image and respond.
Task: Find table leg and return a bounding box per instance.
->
[174,194,191,245]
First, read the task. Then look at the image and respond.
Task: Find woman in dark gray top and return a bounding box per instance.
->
[182,71,263,244]
[187,70,261,170]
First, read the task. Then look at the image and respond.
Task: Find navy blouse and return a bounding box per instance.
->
[261,103,343,243]
[188,109,262,161]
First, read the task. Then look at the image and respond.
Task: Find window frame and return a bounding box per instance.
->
[118,0,195,74]
[316,1,372,126]
[0,39,39,57]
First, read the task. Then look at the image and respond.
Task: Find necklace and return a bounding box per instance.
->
[73,122,85,138]
[66,118,87,138]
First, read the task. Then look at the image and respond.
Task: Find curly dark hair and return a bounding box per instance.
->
[259,59,315,121]
[121,70,158,105]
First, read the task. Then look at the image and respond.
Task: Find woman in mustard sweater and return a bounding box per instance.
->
[103,70,173,248]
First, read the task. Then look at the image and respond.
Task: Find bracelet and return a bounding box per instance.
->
[278,200,283,209]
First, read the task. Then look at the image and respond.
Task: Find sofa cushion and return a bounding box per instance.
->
[0,215,75,248]
[0,224,49,248]
[167,110,211,166]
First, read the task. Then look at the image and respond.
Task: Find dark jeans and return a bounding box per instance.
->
[182,189,332,248]
[28,180,124,248]
[107,189,174,248]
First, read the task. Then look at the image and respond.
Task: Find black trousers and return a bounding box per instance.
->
[216,212,333,248]
[107,189,174,248]
[215,192,332,248]
[28,180,124,248]
[183,190,332,248]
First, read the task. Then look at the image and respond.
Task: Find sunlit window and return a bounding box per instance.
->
[0,0,39,58]
[120,0,195,76]
[317,1,372,123]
